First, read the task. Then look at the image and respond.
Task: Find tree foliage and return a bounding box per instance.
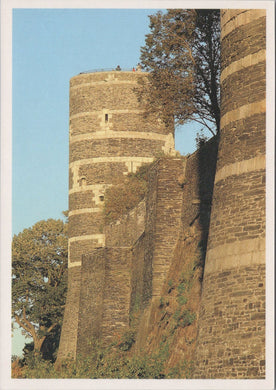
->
[139,9,221,135]
[12,218,68,357]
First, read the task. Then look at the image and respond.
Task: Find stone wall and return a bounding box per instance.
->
[77,251,105,356]
[194,9,266,379]
[146,158,185,298]
[130,234,148,312]
[195,265,265,378]
[73,157,185,353]
[134,139,218,357]
[76,247,132,354]
[56,267,81,361]
[101,248,132,344]
[105,200,146,247]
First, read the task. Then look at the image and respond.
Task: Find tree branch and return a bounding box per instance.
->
[47,323,57,334]
[14,314,34,338]
[192,116,216,136]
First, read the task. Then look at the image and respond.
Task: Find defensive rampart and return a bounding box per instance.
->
[57,9,266,379]
[74,157,185,353]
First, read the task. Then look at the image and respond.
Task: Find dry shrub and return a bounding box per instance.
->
[103,163,152,224]
[11,358,25,378]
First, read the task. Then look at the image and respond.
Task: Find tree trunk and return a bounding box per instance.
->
[15,311,56,353]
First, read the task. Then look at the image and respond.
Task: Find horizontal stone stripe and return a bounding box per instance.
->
[215,155,265,184]
[221,9,266,40]
[71,80,138,90]
[68,208,101,216]
[68,234,105,268]
[220,9,245,26]
[69,234,105,244]
[70,109,143,120]
[71,71,146,80]
[69,183,111,195]
[221,99,266,129]
[70,131,171,143]
[68,261,82,268]
[221,49,266,82]
[204,237,265,275]
[69,156,154,169]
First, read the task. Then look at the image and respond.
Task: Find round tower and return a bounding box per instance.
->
[57,70,175,361]
[194,10,266,378]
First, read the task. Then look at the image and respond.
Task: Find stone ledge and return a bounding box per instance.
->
[221,99,266,129]
[221,49,266,82]
[70,109,144,121]
[71,80,138,90]
[204,237,265,275]
[68,208,101,216]
[215,155,265,184]
[70,130,173,143]
[221,9,266,40]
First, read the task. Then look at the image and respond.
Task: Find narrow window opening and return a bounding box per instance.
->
[80,177,87,187]
[99,195,104,202]
[105,114,109,123]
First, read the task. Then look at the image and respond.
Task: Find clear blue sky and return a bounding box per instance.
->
[12,8,209,356]
[12,8,209,237]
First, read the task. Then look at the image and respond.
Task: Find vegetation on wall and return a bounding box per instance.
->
[13,333,193,379]
[139,9,221,135]
[103,162,154,224]
[156,261,199,347]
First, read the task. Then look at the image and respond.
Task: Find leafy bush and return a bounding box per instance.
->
[173,309,196,328]
[21,332,193,379]
[23,347,166,379]
[177,281,187,294]
[118,330,136,351]
[177,295,188,306]
[103,176,147,224]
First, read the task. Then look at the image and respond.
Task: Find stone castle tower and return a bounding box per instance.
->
[57,70,175,361]
[57,9,267,378]
[194,9,266,378]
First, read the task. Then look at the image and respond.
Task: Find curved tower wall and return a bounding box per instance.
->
[68,71,174,269]
[57,71,175,361]
[194,10,266,378]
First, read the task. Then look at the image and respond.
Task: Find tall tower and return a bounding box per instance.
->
[194,10,266,378]
[57,70,175,361]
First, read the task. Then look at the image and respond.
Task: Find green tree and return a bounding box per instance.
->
[12,218,68,358]
[139,9,220,135]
